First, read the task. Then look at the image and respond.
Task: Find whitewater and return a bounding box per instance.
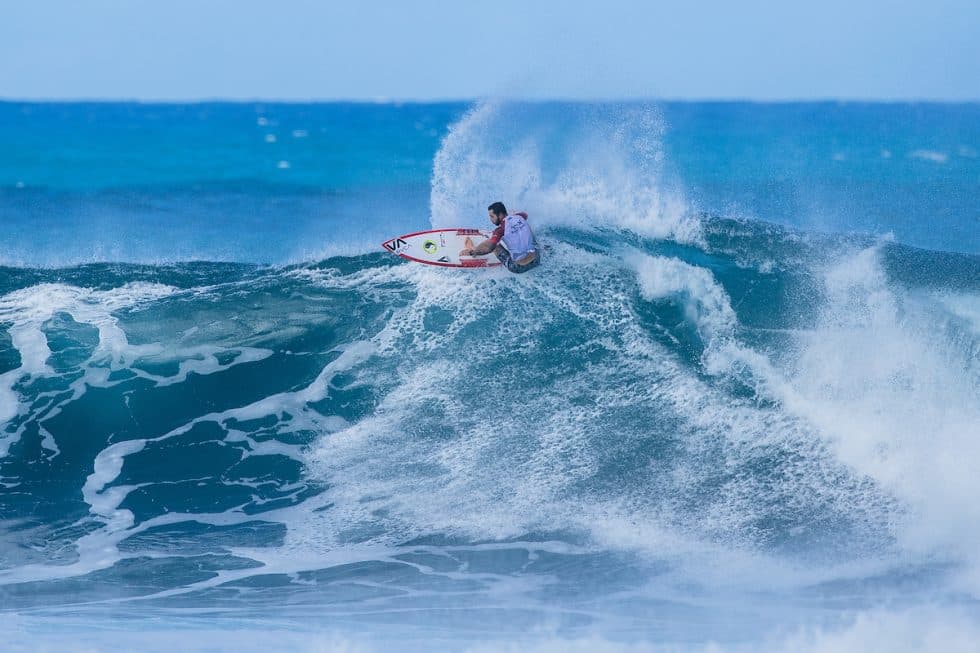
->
[0,100,978,652]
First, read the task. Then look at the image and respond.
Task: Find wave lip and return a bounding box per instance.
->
[430,101,702,246]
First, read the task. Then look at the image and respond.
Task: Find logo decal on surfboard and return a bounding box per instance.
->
[382,237,408,252]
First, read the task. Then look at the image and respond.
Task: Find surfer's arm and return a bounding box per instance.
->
[463,237,498,256]
[461,225,504,257]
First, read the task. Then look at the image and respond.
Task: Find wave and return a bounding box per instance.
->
[1,225,976,582]
[1,102,978,649]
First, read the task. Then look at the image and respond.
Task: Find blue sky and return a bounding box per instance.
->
[1,0,978,101]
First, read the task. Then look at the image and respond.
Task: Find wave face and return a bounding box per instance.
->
[1,101,979,651]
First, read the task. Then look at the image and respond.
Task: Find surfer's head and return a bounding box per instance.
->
[487,201,507,225]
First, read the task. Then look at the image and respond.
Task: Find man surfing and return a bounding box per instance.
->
[459,202,540,273]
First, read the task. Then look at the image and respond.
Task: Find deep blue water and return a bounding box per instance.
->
[0,101,978,652]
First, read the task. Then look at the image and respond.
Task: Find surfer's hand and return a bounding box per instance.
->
[459,248,472,257]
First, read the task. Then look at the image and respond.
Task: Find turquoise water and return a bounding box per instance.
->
[0,101,978,652]
[1,102,977,264]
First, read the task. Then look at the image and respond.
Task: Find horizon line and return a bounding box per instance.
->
[2,95,979,106]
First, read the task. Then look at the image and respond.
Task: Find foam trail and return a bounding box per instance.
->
[0,377,19,426]
[0,340,378,585]
[0,306,57,427]
[0,282,176,455]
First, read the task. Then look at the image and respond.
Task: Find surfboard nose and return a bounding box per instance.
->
[381,237,406,252]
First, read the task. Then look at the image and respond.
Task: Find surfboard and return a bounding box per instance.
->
[381,228,502,268]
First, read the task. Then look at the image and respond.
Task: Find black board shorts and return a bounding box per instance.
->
[496,246,540,273]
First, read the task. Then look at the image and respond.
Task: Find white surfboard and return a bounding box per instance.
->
[381,228,502,268]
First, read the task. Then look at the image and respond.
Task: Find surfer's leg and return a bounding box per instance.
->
[509,253,539,274]
[524,251,540,272]
[496,246,523,273]
[494,245,512,267]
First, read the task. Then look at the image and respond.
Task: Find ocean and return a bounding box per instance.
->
[0,100,978,652]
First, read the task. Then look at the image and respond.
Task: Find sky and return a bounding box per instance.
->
[1,0,978,101]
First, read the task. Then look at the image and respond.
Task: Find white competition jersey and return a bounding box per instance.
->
[501,214,536,259]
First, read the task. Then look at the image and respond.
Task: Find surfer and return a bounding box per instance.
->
[459,202,540,273]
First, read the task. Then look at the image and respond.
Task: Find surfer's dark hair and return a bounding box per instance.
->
[488,202,507,217]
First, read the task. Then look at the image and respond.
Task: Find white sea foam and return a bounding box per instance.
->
[908,149,948,164]
[0,282,176,455]
[131,344,274,387]
[627,246,980,599]
[0,335,377,586]
[293,246,890,598]
[772,246,980,594]
[632,254,737,341]
[430,101,702,245]
[0,246,896,602]
[935,292,980,336]
[0,279,292,584]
